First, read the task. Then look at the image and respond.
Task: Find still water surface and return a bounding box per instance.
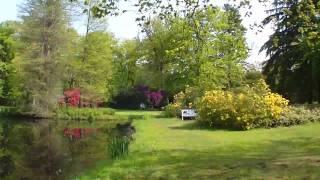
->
[0,118,123,180]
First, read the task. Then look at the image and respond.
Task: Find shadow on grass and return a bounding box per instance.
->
[169,121,239,132]
[104,136,320,179]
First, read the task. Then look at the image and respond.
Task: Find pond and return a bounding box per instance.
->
[0,117,134,180]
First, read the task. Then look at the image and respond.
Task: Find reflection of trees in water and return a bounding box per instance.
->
[0,121,72,180]
[1,120,132,179]
[22,121,70,180]
[0,119,15,178]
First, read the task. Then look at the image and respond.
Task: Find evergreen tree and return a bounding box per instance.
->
[17,0,70,116]
[262,0,320,103]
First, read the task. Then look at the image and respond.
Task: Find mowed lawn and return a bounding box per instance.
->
[81,111,320,179]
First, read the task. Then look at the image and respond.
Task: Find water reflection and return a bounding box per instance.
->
[63,128,100,140]
[0,118,127,180]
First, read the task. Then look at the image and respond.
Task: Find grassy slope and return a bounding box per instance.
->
[81,111,320,179]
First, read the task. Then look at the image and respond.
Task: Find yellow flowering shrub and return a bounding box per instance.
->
[198,80,289,130]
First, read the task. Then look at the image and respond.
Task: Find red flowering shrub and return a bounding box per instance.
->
[63,89,81,107]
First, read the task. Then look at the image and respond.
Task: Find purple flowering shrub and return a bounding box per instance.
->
[146,91,164,107]
[136,85,165,108]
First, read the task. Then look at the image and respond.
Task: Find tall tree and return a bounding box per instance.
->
[261,0,320,103]
[140,6,248,95]
[63,31,116,104]
[0,22,16,104]
[78,32,115,103]
[17,0,70,116]
[112,39,141,94]
[198,5,248,91]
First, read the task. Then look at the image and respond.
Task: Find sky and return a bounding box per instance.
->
[0,0,273,66]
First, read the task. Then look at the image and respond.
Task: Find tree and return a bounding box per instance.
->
[69,0,252,22]
[64,31,116,104]
[141,19,176,90]
[261,0,320,103]
[140,7,248,95]
[16,0,71,116]
[112,39,141,94]
[197,5,248,91]
[0,22,16,105]
[75,0,109,62]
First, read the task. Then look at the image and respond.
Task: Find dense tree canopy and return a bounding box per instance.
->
[135,6,248,96]
[262,0,320,103]
[0,22,16,104]
[13,0,70,116]
[3,0,319,115]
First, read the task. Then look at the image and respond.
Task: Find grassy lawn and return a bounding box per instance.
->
[81,111,320,179]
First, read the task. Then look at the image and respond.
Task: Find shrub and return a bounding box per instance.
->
[164,86,201,118]
[163,103,180,117]
[0,106,21,117]
[197,79,289,130]
[109,85,167,110]
[109,88,148,109]
[270,106,320,127]
[55,108,115,121]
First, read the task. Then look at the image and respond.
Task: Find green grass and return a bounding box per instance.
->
[115,110,162,117]
[80,111,320,179]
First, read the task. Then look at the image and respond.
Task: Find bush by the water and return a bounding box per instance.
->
[197,80,289,130]
[0,106,21,117]
[55,108,115,121]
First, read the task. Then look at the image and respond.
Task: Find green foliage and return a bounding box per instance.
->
[0,22,16,104]
[0,22,15,63]
[196,6,248,91]
[107,136,131,159]
[63,31,116,103]
[131,6,248,97]
[163,103,180,118]
[262,0,320,103]
[199,60,244,91]
[163,86,201,118]
[0,106,20,117]
[14,0,70,117]
[243,70,264,85]
[197,80,289,130]
[55,108,115,121]
[79,32,115,101]
[273,106,320,127]
[111,40,141,95]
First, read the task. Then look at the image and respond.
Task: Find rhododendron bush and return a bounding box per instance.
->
[110,85,166,109]
[197,80,289,130]
[136,85,165,108]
